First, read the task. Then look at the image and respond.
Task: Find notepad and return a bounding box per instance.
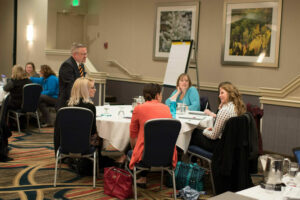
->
[188,111,206,116]
[178,116,204,120]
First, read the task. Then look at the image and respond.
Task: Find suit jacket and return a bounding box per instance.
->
[57,56,85,109]
[129,100,177,169]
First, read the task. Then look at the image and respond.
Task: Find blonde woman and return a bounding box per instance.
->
[4,65,31,109]
[68,77,98,144]
[190,82,246,152]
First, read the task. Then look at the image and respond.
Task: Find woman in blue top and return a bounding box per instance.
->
[30,65,59,127]
[165,73,200,111]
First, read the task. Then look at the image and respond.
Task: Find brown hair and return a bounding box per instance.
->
[40,65,56,78]
[143,83,161,101]
[25,62,36,71]
[219,82,246,116]
[176,73,192,88]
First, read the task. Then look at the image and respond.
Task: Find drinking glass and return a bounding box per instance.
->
[118,107,125,118]
[286,162,299,186]
[103,102,110,115]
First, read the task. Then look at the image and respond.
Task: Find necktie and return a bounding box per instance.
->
[78,63,84,77]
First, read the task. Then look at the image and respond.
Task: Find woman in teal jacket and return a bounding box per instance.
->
[165,73,200,111]
[30,65,59,127]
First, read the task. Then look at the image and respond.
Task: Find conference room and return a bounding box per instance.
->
[0,0,300,199]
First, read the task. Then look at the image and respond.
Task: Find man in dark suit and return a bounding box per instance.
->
[54,43,87,153]
[56,43,87,109]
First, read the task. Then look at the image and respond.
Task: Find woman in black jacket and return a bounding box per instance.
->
[4,65,32,109]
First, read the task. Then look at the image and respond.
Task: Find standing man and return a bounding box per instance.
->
[56,43,87,110]
[54,43,87,154]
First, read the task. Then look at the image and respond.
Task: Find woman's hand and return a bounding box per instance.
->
[204,109,216,118]
[176,86,182,94]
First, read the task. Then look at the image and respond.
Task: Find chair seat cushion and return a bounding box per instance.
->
[59,146,96,155]
[127,150,150,169]
[188,145,213,159]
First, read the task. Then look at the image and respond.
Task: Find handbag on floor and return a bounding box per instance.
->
[104,166,133,200]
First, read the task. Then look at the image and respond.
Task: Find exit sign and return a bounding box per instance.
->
[72,0,80,7]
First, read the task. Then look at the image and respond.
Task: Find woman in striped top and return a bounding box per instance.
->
[190,82,246,152]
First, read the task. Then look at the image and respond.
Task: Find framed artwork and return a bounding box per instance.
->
[153,2,199,61]
[222,0,282,67]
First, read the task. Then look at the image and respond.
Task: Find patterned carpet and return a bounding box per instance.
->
[0,128,213,200]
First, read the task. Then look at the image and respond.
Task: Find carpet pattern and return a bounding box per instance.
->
[0,128,212,200]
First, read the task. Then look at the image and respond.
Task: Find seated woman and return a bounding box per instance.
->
[65,77,103,174]
[165,73,200,111]
[190,82,246,152]
[30,65,59,127]
[129,83,177,187]
[25,62,39,78]
[68,77,100,147]
[3,65,32,110]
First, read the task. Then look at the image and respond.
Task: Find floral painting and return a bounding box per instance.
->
[153,2,199,61]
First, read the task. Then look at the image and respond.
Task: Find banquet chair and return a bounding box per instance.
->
[0,94,12,160]
[187,145,215,194]
[292,147,300,164]
[126,118,181,200]
[187,112,258,195]
[8,83,42,133]
[54,107,98,188]
[200,96,210,111]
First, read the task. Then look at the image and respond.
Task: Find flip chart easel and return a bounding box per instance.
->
[163,40,193,87]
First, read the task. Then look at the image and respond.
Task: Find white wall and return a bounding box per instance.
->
[17,0,68,72]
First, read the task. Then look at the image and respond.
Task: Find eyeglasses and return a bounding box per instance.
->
[78,52,88,56]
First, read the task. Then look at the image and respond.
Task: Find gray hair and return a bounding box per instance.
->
[71,42,87,54]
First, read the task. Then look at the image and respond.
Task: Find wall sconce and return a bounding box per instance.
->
[26,25,34,42]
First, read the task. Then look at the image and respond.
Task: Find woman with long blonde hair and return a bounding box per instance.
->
[190,82,246,152]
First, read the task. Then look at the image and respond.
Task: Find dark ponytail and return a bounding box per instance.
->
[143,83,161,101]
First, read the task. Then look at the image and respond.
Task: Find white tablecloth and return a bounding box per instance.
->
[96,105,214,153]
[237,185,284,200]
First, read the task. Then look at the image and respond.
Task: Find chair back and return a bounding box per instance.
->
[56,107,94,154]
[200,96,210,111]
[0,94,10,126]
[21,83,42,112]
[212,113,258,194]
[142,118,181,167]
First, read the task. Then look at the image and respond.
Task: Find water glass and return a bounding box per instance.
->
[286,162,299,186]
[177,103,186,115]
[118,107,125,118]
[103,102,110,114]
